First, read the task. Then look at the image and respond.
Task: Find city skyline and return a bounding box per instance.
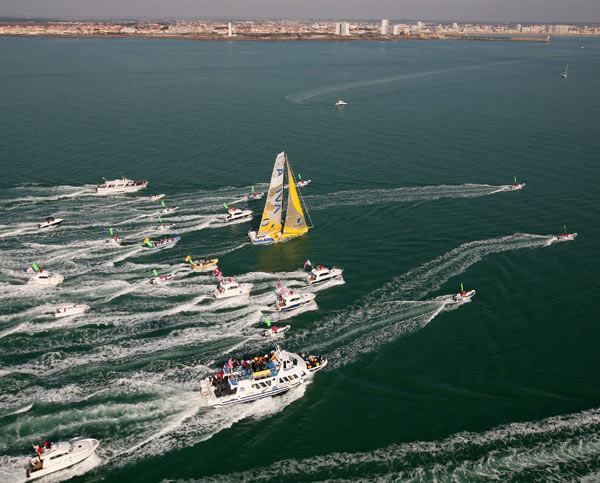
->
[1,0,600,23]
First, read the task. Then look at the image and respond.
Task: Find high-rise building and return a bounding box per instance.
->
[381,19,389,35]
[335,22,342,35]
[392,24,401,35]
[341,22,350,36]
[228,22,232,36]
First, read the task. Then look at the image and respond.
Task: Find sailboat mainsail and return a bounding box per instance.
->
[283,157,308,236]
[257,152,285,236]
[249,151,312,245]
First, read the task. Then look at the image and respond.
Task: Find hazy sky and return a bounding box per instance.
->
[1,0,599,23]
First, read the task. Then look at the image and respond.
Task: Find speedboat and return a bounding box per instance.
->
[159,207,178,215]
[142,237,180,251]
[555,232,577,242]
[26,437,99,480]
[27,270,64,287]
[53,304,89,319]
[275,290,315,311]
[150,273,174,284]
[336,100,348,106]
[452,289,476,302]
[190,258,219,272]
[199,346,327,408]
[296,179,311,187]
[242,191,264,202]
[151,194,165,201]
[306,265,344,285]
[105,236,122,245]
[214,278,253,299]
[509,183,525,190]
[262,325,291,338]
[224,207,252,223]
[38,216,64,229]
[154,223,176,232]
[96,176,147,195]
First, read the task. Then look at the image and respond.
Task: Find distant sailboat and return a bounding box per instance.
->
[248,151,313,245]
[561,64,568,79]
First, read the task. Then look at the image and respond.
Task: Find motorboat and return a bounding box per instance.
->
[151,194,165,201]
[214,278,253,299]
[262,325,291,338]
[224,207,252,223]
[275,290,315,311]
[26,437,99,480]
[555,232,577,242]
[335,100,348,106]
[154,223,176,232]
[509,183,526,190]
[305,265,344,285]
[199,346,327,408]
[242,191,264,202]
[105,236,122,245]
[159,207,178,215]
[38,216,64,229]
[248,152,313,246]
[452,289,476,302]
[96,176,147,195]
[190,258,219,272]
[150,273,175,284]
[53,304,89,319]
[142,236,180,251]
[296,179,311,187]
[27,270,64,287]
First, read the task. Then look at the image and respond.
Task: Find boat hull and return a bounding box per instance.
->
[248,230,308,246]
[97,182,147,195]
[214,284,252,299]
[556,232,578,241]
[145,237,181,251]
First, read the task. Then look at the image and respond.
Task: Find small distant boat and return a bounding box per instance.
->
[556,225,577,242]
[242,188,265,202]
[296,173,311,187]
[53,304,89,319]
[151,194,165,201]
[150,273,175,284]
[189,258,219,272]
[96,176,147,195]
[26,437,99,480]
[154,223,175,232]
[275,290,315,311]
[262,325,291,338]
[38,216,63,229]
[451,283,475,302]
[335,100,348,106]
[214,278,253,299]
[142,236,180,251]
[27,269,64,287]
[224,207,252,223]
[159,207,178,215]
[305,263,344,285]
[561,63,568,79]
[106,236,122,245]
[248,152,313,246]
[509,176,525,190]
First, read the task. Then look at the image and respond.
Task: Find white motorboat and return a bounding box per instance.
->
[224,207,252,223]
[159,207,178,215]
[336,100,348,106]
[509,177,525,190]
[27,270,64,287]
[38,216,64,229]
[151,194,165,201]
[150,273,175,284]
[106,236,122,245]
[305,265,344,285]
[262,325,291,337]
[53,304,89,319]
[275,290,315,311]
[296,179,311,187]
[26,437,99,480]
[199,346,327,408]
[96,176,147,195]
[154,223,176,232]
[555,232,577,242]
[214,278,253,299]
[242,191,265,202]
[248,152,313,246]
[452,289,476,302]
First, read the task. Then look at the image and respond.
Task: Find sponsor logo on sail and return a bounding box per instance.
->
[261,218,270,227]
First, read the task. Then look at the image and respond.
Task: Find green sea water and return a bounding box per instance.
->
[0,36,599,482]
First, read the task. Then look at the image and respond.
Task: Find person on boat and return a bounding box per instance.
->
[273,325,278,334]
[460,290,466,296]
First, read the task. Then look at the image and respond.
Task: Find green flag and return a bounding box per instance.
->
[564,224,567,234]
[251,186,255,193]
[153,269,158,276]
[298,173,302,180]
[514,176,517,184]
[145,240,153,247]
[223,203,228,210]
[32,263,39,272]
[461,282,464,292]
[159,216,162,223]
[265,317,271,327]
[109,228,114,236]
[161,200,166,207]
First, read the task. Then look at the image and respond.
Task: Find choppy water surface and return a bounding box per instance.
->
[0,36,599,482]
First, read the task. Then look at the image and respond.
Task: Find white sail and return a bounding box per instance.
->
[257,151,285,236]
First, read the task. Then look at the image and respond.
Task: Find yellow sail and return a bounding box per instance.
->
[283,157,309,236]
[257,152,285,236]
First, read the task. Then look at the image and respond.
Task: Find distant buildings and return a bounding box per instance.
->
[381,19,389,35]
[335,22,350,36]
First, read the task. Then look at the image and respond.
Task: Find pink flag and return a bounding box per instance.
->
[218,271,223,282]
[212,267,220,276]
[281,287,286,296]
[228,357,233,369]
[304,259,312,269]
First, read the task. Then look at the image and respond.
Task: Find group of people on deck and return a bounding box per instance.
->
[35,441,53,457]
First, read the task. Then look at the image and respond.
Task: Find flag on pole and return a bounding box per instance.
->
[223,203,228,210]
[32,263,39,272]
[251,186,255,194]
[461,282,464,292]
[281,287,286,296]
[218,271,223,282]
[161,200,166,207]
[304,259,312,269]
[265,317,271,327]
[514,176,517,184]
[212,267,220,276]
[228,357,233,369]
[109,228,114,236]
[153,269,158,277]
[159,216,162,223]
[298,173,302,180]
[185,255,192,263]
[564,224,567,234]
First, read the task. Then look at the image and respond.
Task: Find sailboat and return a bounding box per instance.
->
[561,64,568,79]
[248,151,313,246]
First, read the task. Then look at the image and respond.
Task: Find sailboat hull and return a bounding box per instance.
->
[248,230,308,246]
